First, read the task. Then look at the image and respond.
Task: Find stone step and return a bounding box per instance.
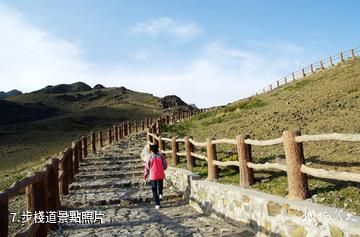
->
[84,154,141,161]
[79,164,144,172]
[63,188,181,208]
[80,159,143,167]
[49,201,254,237]
[75,171,143,180]
[70,178,144,190]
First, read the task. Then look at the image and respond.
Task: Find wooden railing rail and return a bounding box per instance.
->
[256,47,360,96]
[147,127,360,200]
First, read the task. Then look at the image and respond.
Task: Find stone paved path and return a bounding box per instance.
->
[50,133,254,237]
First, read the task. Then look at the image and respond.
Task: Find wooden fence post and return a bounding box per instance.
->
[146,130,151,151]
[184,136,195,170]
[113,125,118,142]
[128,121,131,134]
[310,64,314,73]
[158,135,165,152]
[31,171,48,237]
[292,72,295,81]
[61,151,69,195]
[78,138,83,161]
[99,131,103,147]
[26,173,36,217]
[156,120,160,134]
[48,158,60,211]
[351,49,355,58]
[236,135,254,187]
[108,128,112,144]
[44,162,58,230]
[283,130,310,200]
[118,124,122,139]
[91,132,96,153]
[82,136,88,158]
[340,52,344,62]
[320,60,324,69]
[118,125,121,140]
[67,148,74,184]
[277,80,280,87]
[206,138,219,180]
[58,153,65,196]
[0,192,9,237]
[154,133,159,147]
[72,141,79,174]
[302,68,306,77]
[141,120,145,130]
[26,172,49,237]
[330,56,333,66]
[171,137,179,166]
[122,123,126,137]
[135,121,138,132]
[148,130,153,144]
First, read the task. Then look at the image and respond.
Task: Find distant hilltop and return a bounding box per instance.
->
[32,82,93,94]
[0,89,22,99]
[0,81,197,125]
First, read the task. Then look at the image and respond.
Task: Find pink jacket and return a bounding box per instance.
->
[144,153,168,180]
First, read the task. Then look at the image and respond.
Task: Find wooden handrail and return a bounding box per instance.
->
[4,175,42,199]
[245,137,283,146]
[161,137,172,142]
[148,129,360,200]
[160,150,172,154]
[256,47,360,95]
[300,165,360,183]
[212,160,239,167]
[212,138,237,145]
[295,133,360,142]
[190,152,208,161]
[247,162,287,172]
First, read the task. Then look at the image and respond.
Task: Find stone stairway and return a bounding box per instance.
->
[50,133,254,237]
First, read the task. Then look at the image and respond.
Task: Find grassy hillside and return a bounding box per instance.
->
[0,83,192,190]
[164,58,360,214]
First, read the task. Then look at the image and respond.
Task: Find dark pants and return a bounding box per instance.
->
[150,179,163,206]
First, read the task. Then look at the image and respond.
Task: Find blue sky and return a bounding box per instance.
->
[0,1,359,107]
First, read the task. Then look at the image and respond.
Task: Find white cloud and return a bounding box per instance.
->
[0,4,310,108]
[0,3,91,92]
[130,17,201,41]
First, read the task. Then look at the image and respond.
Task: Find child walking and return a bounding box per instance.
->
[144,144,168,209]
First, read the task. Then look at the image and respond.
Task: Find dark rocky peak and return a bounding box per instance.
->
[94,84,105,89]
[160,95,187,109]
[32,82,92,94]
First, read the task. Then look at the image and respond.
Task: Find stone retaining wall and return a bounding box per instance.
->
[165,167,360,237]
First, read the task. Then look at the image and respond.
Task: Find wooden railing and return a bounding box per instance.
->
[147,124,360,200]
[0,109,207,237]
[256,47,360,95]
